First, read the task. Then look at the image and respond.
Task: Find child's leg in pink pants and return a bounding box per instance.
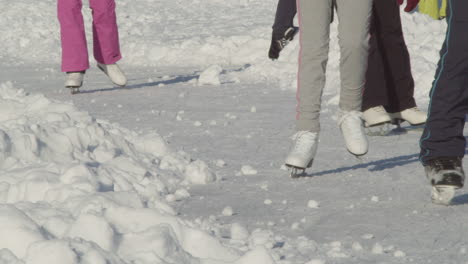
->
[58,0,121,72]
[90,0,122,65]
[58,0,89,72]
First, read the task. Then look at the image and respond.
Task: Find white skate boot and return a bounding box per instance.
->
[339,110,368,157]
[390,107,427,126]
[65,71,85,94]
[363,106,392,127]
[97,63,127,87]
[285,131,319,178]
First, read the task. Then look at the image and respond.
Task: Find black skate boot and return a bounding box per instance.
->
[268,27,298,60]
[425,157,465,205]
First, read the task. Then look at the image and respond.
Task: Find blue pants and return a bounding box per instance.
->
[420,0,468,164]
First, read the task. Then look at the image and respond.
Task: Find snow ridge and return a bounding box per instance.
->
[0,81,273,264]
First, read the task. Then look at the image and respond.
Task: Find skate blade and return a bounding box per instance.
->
[392,118,426,127]
[365,123,392,136]
[347,149,368,161]
[364,120,391,128]
[285,160,313,178]
[66,86,81,94]
[287,166,306,178]
[431,185,457,206]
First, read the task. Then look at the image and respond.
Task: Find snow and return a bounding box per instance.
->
[184,160,217,184]
[305,260,325,264]
[231,223,250,241]
[394,250,406,257]
[372,243,384,255]
[198,65,223,86]
[1,0,468,263]
[351,242,363,251]
[241,165,258,175]
[0,80,268,263]
[223,206,234,216]
[25,240,79,264]
[307,200,319,209]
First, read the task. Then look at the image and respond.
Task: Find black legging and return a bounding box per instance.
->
[362,0,416,113]
[272,0,297,38]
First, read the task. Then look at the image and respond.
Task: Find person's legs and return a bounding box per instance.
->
[334,0,372,155]
[295,0,333,133]
[272,0,297,38]
[362,4,388,112]
[335,0,373,113]
[286,0,331,171]
[420,0,468,164]
[57,0,89,72]
[89,0,122,65]
[371,0,416,113]
[269,0,298,60]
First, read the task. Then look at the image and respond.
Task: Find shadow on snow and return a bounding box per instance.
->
[78,64,251,94]
[451,193,468,206]
[306,153,420,177]
[79,73,200,94]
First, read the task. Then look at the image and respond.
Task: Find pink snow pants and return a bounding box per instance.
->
[58,0,122,72]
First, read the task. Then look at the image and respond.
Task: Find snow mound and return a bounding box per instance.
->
[0,82,273,264]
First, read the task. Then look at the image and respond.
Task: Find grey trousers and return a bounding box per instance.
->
[296,0,372,132]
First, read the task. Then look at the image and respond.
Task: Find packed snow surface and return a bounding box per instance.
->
[1,0,468,263]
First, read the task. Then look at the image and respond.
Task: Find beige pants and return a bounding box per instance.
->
[296,0,372,132]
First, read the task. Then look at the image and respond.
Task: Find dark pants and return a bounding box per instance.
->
[420,0,468,165]
[362,0,416,113]
[272,0,296,38]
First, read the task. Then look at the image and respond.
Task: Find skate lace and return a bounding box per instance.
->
[339,111,364,140]
[292,131,318,153]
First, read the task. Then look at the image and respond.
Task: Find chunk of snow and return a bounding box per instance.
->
[372,243,384,254]
[184,160,217,184]
[198,65,223,86]
[241,165,257,175]
[307,200,320,208]
[25,240,78,264]
[222,206,234,216]
[231,223,249,241]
